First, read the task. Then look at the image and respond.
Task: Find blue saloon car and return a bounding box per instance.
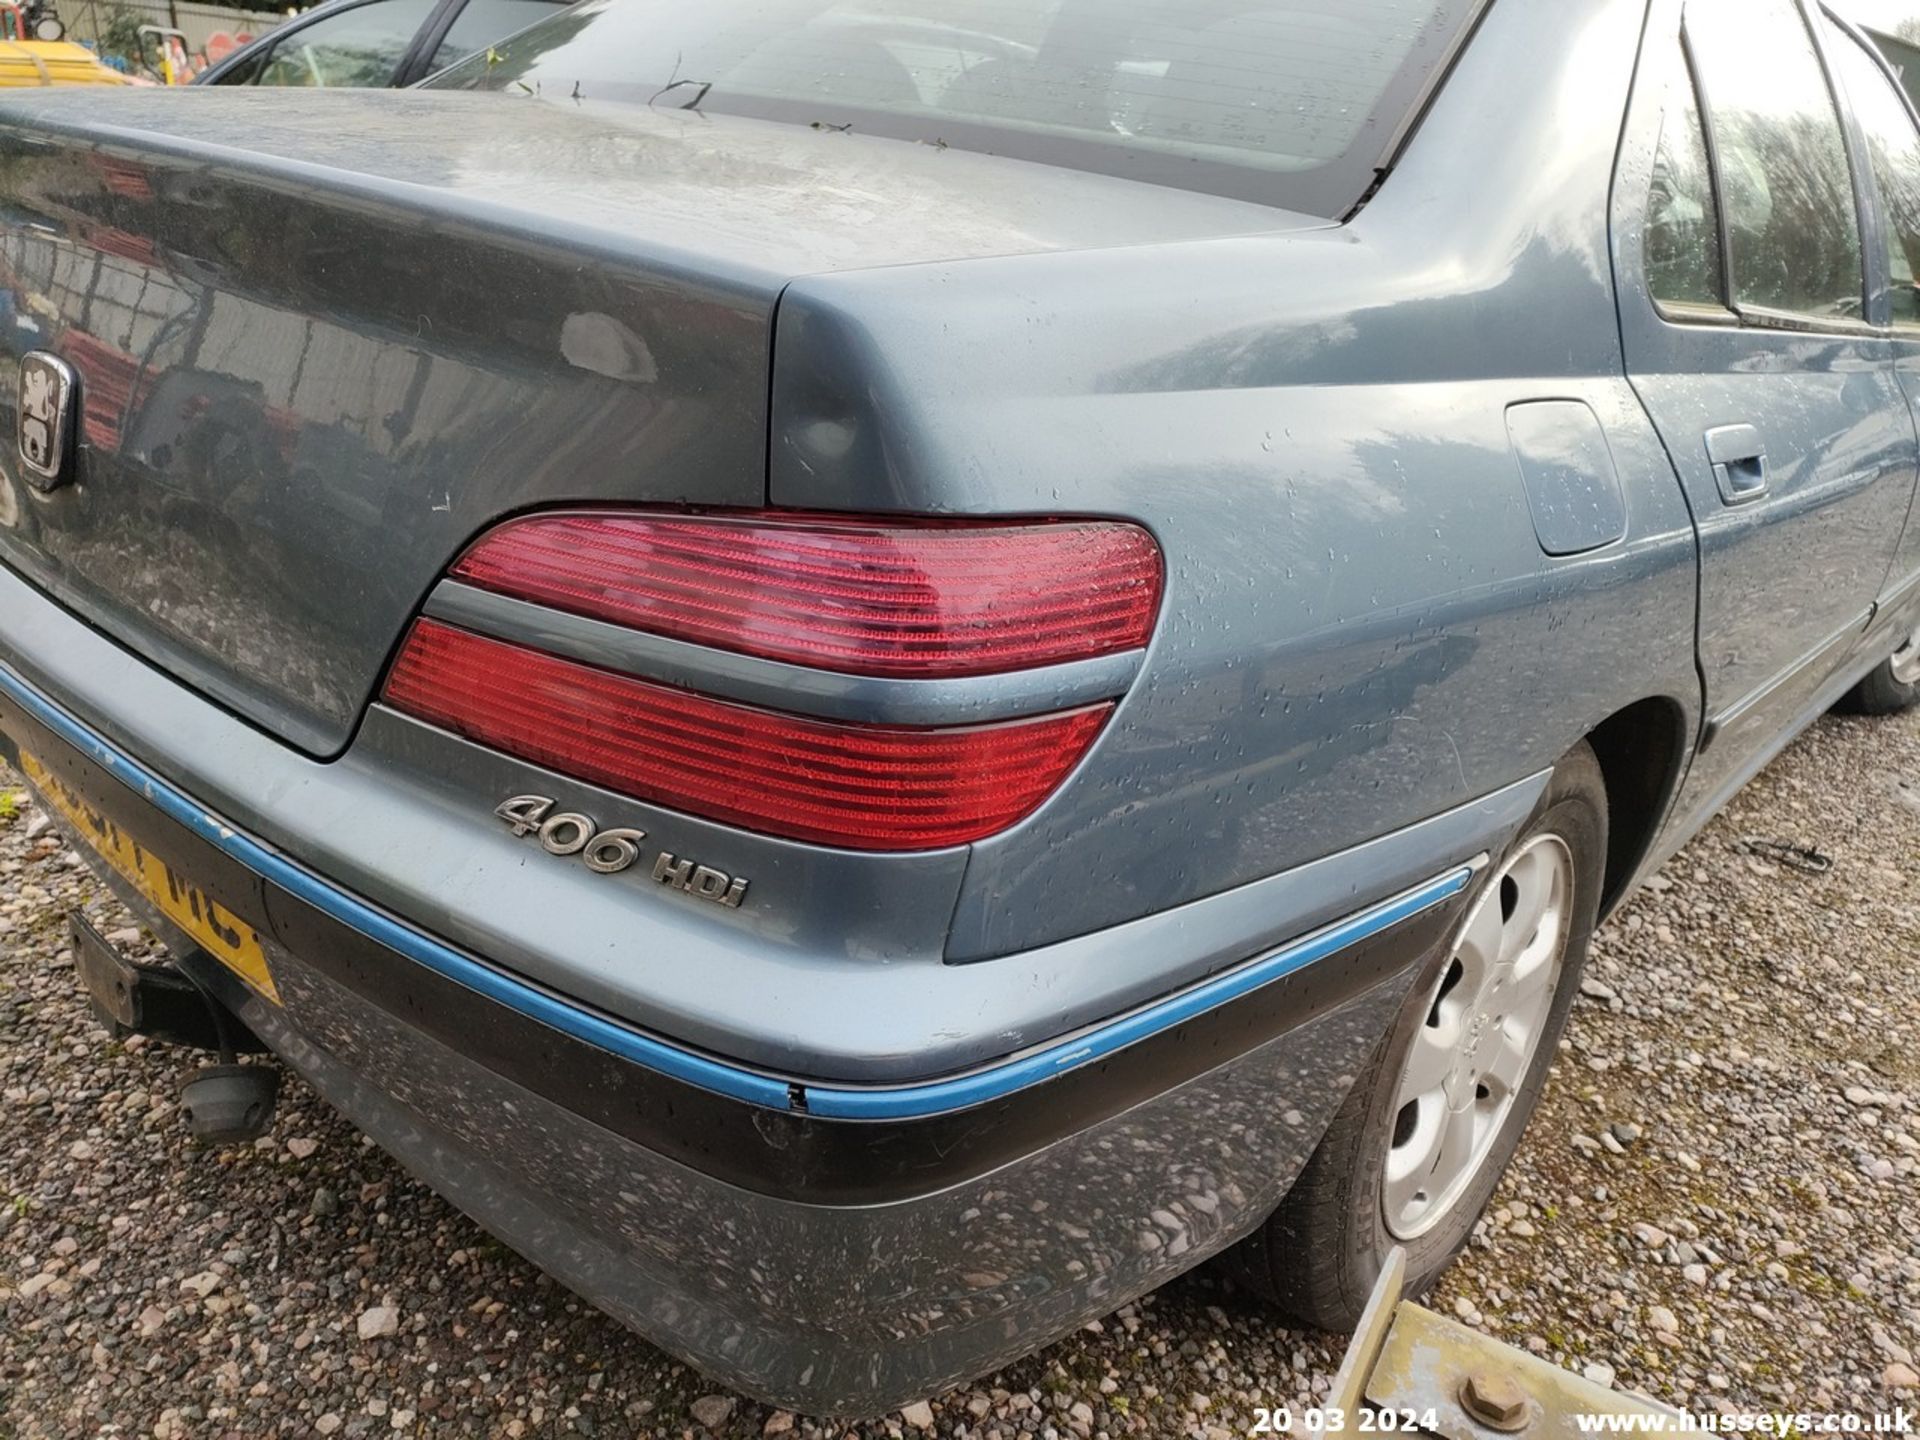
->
[0,0,1915,1414]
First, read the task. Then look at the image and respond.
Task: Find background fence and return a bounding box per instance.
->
[63,0,292,54]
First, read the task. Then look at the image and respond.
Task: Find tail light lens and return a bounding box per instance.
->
[388,510,1162,851]
[385,621,1112,851]
[449,511,1161,678]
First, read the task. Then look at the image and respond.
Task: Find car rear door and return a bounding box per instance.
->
[1822,12,1920,609]
[1614,0,1917,819]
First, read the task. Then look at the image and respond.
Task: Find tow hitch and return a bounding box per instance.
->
[1315,1248,1685,1438]
[68,910,280,1143]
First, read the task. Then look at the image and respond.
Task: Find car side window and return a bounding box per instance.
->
[1830,27,1920,328]
[1645,41,1728,315]
[211,46,270,84]
[1687,0,1865,325]
[424,0,560,75]
[241,0,440,86]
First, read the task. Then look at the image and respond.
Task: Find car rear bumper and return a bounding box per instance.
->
[233,935,1422,1415]
[0,657,1496,1412]
[0,535,1551,1410]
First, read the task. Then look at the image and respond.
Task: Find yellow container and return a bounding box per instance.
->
[0,38,133,86]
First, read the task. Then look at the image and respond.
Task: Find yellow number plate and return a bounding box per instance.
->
[21,751,281,1004]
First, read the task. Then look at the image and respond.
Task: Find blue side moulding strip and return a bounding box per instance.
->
[0,661,1473,1121]
[800,864,1473,1119]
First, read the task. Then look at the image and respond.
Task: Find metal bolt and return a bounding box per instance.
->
[1459,1370,1531,1433]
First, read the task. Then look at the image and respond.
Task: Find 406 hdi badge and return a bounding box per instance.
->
[494,796,748,909]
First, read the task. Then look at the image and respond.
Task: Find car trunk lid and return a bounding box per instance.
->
[0,88,1318,753]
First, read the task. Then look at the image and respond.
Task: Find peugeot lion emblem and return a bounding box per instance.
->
[17,351,76,492]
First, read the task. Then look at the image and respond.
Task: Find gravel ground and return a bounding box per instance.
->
[2,709,1919,1438]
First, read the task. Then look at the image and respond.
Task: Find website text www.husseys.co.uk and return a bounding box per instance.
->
[1574,1409,1914,1434]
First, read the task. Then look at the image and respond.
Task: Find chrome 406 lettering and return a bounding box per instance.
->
[495,796,643,873]
[493,796,748,908]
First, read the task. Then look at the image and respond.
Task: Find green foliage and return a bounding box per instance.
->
[95,6,146,66]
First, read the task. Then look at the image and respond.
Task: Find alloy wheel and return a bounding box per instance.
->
[1382,834,1574,1241]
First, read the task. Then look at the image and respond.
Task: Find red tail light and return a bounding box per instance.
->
[384,621,1111,851]
[449,511,1161,678]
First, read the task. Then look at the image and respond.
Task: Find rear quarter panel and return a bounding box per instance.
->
[770,0,1704,958]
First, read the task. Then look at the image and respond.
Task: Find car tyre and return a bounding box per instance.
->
[1835,629,1920,716]
[1229,741,1607,1330]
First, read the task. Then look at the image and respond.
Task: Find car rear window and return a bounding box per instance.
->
[425,0,1486,216]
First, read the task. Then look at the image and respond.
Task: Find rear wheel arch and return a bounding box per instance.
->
[1232,741,1610,1325]
[1583,696,1691,918]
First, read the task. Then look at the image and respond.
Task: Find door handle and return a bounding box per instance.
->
[1704,424,1769,504]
